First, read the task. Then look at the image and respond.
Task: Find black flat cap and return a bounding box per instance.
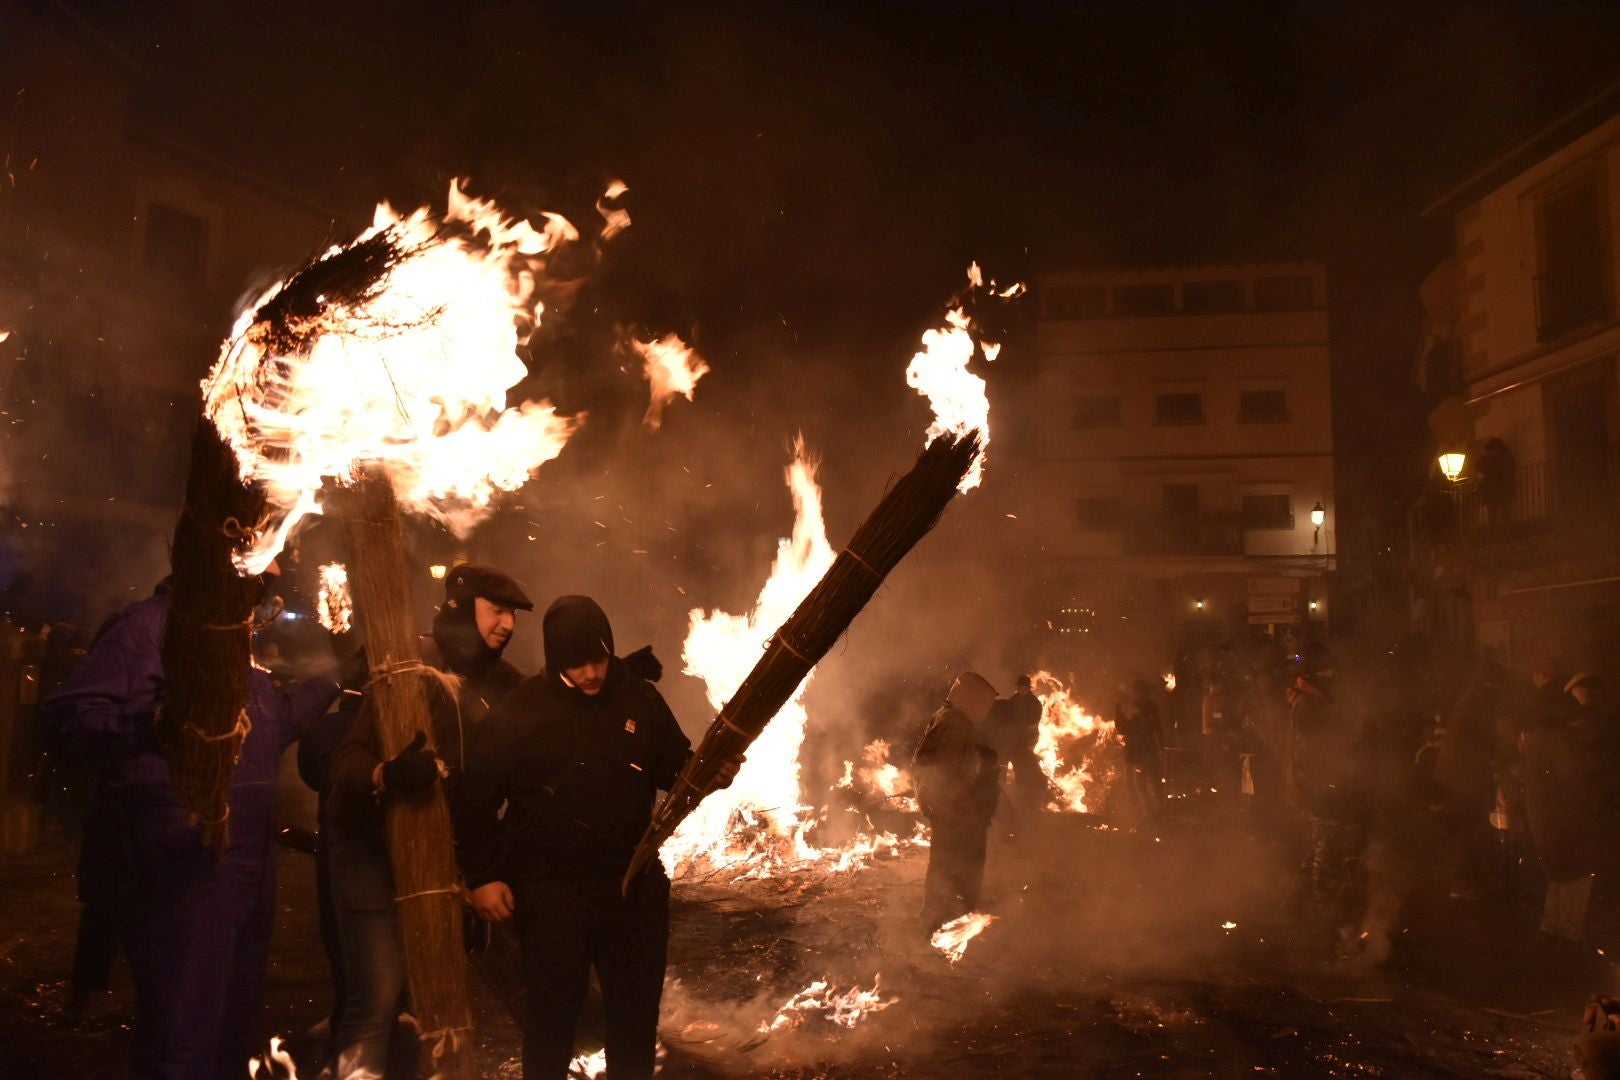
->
[444,563,534,611]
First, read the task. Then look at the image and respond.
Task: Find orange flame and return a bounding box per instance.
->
[316,562,352,634]
[930,911,998,964]
[634,332,710,431]
[1031,670,1120,813]
[663,437,835,876]
[662,441,923,880]
[596,179,631,242]
[203,181,584,573]
[836,739,917,812]
[904,262,1022,492]
[758,976,898,1033]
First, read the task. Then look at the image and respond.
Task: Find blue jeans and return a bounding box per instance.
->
[330,833,406,1078]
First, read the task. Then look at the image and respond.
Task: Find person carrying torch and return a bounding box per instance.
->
[40,564,341,1080]
[455,595,741,1079]
[319,562,534,1078]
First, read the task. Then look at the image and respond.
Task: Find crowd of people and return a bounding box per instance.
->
[27,552,1620,1078]
[902,635,1620,972]
[39,558,740,1080]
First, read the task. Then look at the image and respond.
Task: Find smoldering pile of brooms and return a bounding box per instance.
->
[162,209,982,1076]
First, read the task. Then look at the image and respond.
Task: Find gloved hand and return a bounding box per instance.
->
[381,731,439,796]
[625,644,662,683]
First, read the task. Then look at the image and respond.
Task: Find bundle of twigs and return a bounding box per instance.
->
[157,417,267,853]
[333,467,476,1080]
[622,430,982,891]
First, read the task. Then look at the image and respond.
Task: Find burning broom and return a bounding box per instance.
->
[193,182,584,1079]
[622,261,1016,891]
[622,429,982,891]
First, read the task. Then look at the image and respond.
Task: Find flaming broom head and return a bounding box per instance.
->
[622,428,982,892]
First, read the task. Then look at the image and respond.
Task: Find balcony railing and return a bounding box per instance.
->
[1439,445,1620,542]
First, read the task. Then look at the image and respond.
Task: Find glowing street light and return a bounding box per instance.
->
[1438,451,1466,482]
[1310,501,1326,546]
[428,563,448,580]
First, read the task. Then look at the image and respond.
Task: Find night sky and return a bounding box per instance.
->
[16,0,1620,567]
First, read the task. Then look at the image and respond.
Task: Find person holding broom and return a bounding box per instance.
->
[455,594,741,1080]
[320,562,535,1079]
[41,565,341,1080]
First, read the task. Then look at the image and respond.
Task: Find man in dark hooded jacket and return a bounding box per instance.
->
[455,595,738,1080]
[320,562,533,1079]
[41,578,339,1080]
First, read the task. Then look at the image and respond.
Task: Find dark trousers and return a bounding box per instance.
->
[71,891,124,998]
[922,818,988,931]
[313,812,347,1034]
[121,848,274,1080]
[330,835,407,1080]
[515,871,670,1080]
[72,789,130,998]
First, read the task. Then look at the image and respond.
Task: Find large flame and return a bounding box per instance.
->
[904,262,1023,492]
[203,180,583,573]
[930,911,998,965]
[1030,670,1120,813]
[634,332,710,431]
[662,437,836,876]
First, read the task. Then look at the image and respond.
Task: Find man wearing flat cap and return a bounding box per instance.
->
[320,562,533,1079]
[456,594,739,1080]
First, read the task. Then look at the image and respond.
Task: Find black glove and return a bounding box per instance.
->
[380,731,439,796]
[625,644,662,683]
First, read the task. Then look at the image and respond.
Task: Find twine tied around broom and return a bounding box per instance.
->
[364,660,467,771]
[399,1013,475,1062]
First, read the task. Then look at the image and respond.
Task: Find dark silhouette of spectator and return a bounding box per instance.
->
[1477,437,1516,526]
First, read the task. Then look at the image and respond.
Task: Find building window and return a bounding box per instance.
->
[1537,171,1609,341]
[1253,275,1314,311]
[1182,279,1246,314]
[1242,494,1294,530]
[1076,496,1123,530]
[144,202,209,286]
[1114,283,1174,316]
[1239,389,1290,423]
[1044,285,1106,320]
[1073,394,1121,429]
[1153,391,1204,425]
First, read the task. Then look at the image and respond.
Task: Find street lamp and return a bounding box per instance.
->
[1437,451,1466,482]
[428,563,448,580]
[1310,501,1326,546]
